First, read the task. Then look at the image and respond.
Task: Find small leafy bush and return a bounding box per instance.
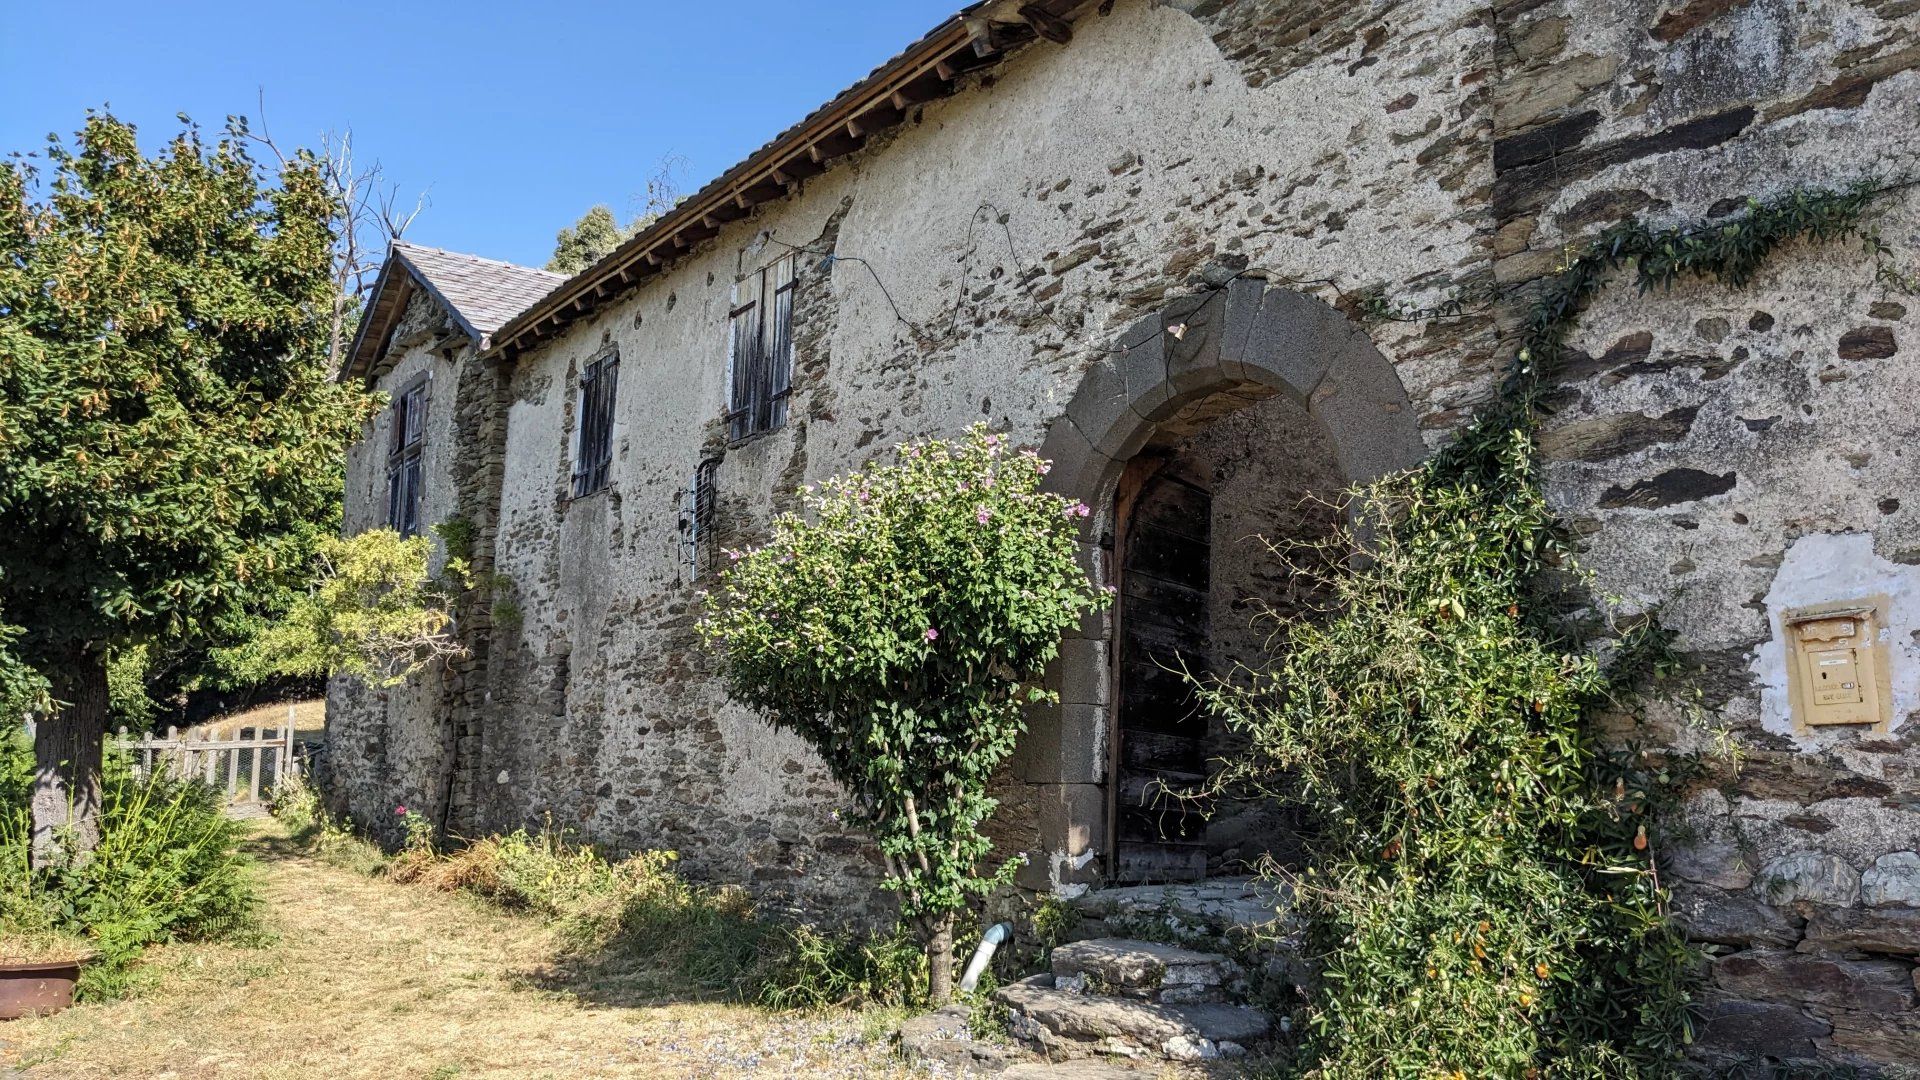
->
[1203,434,1692,1079]
[0,730,255,995]
[698,424,1109,999]
[759,923,928,1011]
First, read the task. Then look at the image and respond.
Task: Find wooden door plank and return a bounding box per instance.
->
[1112,843,1208,883]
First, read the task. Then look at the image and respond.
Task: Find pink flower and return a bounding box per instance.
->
[975,506,992,525]
[1038,461,1052,475]
[395,805,407,815]
[924,627,939,642]
[1075,502,1091,518]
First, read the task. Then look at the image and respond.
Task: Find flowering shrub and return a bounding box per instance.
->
[698,424,1108,1001]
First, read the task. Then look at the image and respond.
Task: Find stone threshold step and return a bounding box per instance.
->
[995,975,1270,1062]
[1050,937,1244,1004]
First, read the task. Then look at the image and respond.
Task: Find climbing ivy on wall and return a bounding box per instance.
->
[1201,181,1905,1078]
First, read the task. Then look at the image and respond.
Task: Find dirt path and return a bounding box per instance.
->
[0,822,925,1079]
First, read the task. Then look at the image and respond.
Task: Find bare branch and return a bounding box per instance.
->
[240,92,432,371]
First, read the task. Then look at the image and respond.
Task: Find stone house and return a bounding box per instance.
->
[331,0,1920,1068]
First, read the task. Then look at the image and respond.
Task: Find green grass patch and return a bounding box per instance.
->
[277,793,926,1012]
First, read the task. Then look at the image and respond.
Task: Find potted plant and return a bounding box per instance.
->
[0,934,93,1018]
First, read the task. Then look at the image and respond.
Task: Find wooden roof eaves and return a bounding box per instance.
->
[341,257,416,386]
[484,0,1091,364]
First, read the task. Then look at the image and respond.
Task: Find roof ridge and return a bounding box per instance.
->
[393,239,567,279]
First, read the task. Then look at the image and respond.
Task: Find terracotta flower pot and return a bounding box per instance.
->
[0,959,82,1019]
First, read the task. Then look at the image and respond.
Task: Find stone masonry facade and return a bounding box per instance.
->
[331,0,1920,1069]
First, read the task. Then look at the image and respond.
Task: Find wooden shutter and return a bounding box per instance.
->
[724,258,795,444]
[727,297,762,444]
[571,354,618,498]
[385,468,404,532]
[386,378,428,536]
[400,455,423,536]
[592,356,617,491]
[768,258,795,434]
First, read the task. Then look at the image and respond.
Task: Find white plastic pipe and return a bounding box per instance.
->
[957,921,1012,993]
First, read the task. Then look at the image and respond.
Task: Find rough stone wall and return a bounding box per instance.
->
[1499,0,1920,1068]
[463,0,1497,917]
[325,0,1920,1065]
[325,289,466,839]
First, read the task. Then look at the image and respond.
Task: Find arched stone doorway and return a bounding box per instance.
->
[1014,279,1427,891]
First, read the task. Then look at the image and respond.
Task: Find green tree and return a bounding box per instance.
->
[546,204,637,274]
[698,425,1109,1002]
[0,112,376,863]
[222,527,468,689]
[547,159,682,275]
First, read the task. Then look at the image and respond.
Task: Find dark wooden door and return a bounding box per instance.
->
[1111,466,1211,883]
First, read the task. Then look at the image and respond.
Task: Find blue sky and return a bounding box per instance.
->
[1,1,959,268]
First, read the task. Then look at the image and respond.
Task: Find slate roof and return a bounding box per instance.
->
[392,242,567,338]
[343,242,565,381]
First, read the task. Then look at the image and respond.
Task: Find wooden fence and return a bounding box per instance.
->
[114,722,300,804]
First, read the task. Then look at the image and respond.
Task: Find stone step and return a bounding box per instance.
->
[994,974,1269,1062]
[1064,877,1309,991]
[1049,937,1243,1004]
[1067,877,1293,946]
[893,1003,1026,1073]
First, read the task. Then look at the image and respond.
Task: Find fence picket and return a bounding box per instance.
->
[226,728,241,796]
[111,723,302,806]
[248,729,264,803]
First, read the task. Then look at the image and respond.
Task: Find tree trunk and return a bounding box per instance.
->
[927,911,955,1006]
[31,648,110,868]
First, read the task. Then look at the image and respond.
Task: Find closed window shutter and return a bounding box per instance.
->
[386,377,428,537]
[402,455,423,536]
[724,257,795,443]
[727,299,760,444]
[572,354,618,498]
[386,467,404,532]
[769,258,795,434]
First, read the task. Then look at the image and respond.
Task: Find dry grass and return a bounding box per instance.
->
[0,819,928,1080]
[178,698,326,744]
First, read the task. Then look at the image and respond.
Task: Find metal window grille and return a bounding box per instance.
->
[678,457,721,579]
[385,378,427,537]
[725,257,795,443]
[572,353,618,498]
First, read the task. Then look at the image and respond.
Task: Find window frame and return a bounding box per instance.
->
[571,349,619,500]
[385,374,428,538]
